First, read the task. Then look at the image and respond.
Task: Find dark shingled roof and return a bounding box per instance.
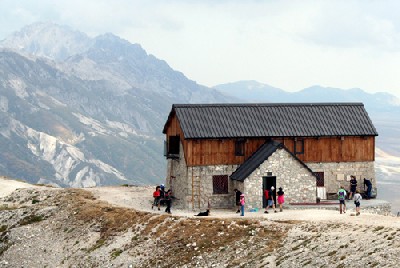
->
[230,140,314,181]
[163,103,378,139]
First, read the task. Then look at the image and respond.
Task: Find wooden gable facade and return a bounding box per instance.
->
[163,103,377,166]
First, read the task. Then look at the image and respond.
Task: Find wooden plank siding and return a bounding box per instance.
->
[181,137,375,166]
[165,115,375,166]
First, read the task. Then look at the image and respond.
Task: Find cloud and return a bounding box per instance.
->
[1,1,400,96]
[298,2,400,51]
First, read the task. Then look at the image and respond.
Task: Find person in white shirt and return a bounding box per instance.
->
[353,190,362,216]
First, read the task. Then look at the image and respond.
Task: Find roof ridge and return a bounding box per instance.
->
[173,103,364,108]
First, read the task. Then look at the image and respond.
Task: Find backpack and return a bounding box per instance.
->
[338,190,346,200]
[264,189,269,200]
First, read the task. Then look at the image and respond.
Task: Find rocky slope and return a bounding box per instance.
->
[0,180,399,268]
[0,22,235,187]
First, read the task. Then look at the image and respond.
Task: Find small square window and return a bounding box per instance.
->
[295,139,304,154]
[235,139,245,156]
[212,175,228,194]
[314,172,324,187]
[168,136,180,155]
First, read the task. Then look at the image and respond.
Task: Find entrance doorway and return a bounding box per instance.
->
[262,176,276,207]
[314,172,326,200]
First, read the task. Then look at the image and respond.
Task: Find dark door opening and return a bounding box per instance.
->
[262,176,276,207]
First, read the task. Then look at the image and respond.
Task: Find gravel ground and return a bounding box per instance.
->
[1,177,399,267]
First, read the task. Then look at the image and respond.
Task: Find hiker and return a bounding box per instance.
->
[364,178,372,199]
[348,176,357,200]
[338,185,347,214]
[234,189,242,213]
[240,193,245,216]
[152,186,161,211]
[265,186,277,213]
[164,189,173,214]
[353,190,362,216]
[263,188,269,213]
[277,187,285,212]
[159,184,166,206]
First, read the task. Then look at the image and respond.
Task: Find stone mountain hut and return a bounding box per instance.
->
[162,103,378,210]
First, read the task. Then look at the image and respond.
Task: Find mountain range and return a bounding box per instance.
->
[0,22,233,187]
[0,22,399,198]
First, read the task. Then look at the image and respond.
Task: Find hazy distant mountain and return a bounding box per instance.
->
[1,22,399,190]
[214,80,400,111]
[0,22,233,187]
[214,81,400,152]
[0,22,93,60]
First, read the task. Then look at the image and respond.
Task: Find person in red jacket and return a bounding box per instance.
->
[152,186,161,210]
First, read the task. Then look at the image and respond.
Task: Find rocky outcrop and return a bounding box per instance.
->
[1,186,399,267]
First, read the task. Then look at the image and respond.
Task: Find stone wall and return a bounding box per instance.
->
[165,144,376,210]
[165,143,188,209]
[244,148,317,209]
[287,201,392,216]
[187,164,240,210]
[166,142,241,210]
[306,161,376,198]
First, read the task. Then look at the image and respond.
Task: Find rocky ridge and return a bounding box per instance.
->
[0,181,399,267]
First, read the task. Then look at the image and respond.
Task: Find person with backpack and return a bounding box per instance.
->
[152,186,161,211]
[277,187,285,212]
[159,184,166,206]
[234,189,242,213]
[263,188,269,213]
[338,185,347,214]
[264,186,277,213]
[364,178,373,199]
[239,193,245,216]
[348,176,357,200]
[164,189,173,214]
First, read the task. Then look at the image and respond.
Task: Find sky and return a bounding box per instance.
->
[1,0,400,97]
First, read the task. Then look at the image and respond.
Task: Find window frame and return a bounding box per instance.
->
[294,138,304,155]
[235,139,245,156]
[314,172,325,187]
[168,135,180,155]
[212,175,229,194]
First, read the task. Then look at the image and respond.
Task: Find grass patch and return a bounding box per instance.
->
[373,226,384,232]
[111,248,123,259]
[328,250,337,256]
[0,204,18,211]
[0,225,7,233]
[0,244,11,256]
[19,214,44,225]
[87,238,106,252]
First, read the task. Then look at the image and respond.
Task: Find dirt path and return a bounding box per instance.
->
[0,176,41,198]
[86,185,400,228]
[1,178,398,228]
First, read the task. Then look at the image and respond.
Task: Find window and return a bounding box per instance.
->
[294,138,304,154]
[235,139,245,156]
[168,136,180,156]
[212,175,228,194]
[314,172,324,187]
